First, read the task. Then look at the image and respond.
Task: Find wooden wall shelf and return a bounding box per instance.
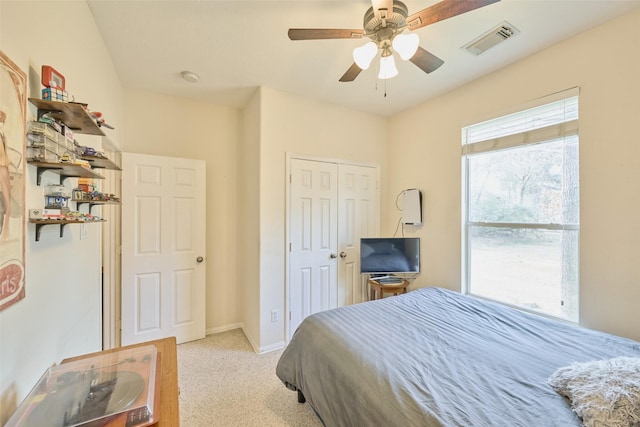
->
[28,98,104,136]
[81,155,121,170]
[74,199,121,214]
[29,219,106,241]
[28,161,104,185]
[27,98,121,243]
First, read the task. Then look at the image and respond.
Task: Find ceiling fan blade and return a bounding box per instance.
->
[410,47,445,74]
[371,0,394,19]
[339,63,363,82]
[407,0,500,31]
[288,28,364,40]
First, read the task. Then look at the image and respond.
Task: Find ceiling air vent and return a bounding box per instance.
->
[462,21,519,55]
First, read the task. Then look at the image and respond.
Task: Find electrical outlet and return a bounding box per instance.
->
[271,309,279,323]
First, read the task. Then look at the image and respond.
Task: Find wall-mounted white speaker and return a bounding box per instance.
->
[402,189,422,225]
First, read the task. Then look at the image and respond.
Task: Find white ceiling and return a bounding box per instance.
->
[87,0,640,117]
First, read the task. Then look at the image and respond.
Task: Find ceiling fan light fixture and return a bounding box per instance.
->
[392,32,419,60]
[378,54,398,80]
[353,41,378,70]
[288,0,499,82]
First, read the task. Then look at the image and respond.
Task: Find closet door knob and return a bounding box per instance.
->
[196,256,204,263]
[339,251,347,259]
[330,253,337,259]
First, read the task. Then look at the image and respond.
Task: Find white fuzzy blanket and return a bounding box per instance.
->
[548,357,640,427]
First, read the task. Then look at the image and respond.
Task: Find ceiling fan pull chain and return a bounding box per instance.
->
[374,79,388,98]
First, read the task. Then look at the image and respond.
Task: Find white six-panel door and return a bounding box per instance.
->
[288,157,379,340]
[121,153,206,345]
[288,159,339,339]
[338,164,379,306]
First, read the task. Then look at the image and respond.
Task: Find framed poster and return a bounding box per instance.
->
[0,50,27,311]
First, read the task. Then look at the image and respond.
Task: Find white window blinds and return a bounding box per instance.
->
[463,90,579,155]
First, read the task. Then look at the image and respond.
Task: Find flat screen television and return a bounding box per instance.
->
[360,237,420,275]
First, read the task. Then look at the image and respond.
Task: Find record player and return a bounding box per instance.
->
[6,345,160,427]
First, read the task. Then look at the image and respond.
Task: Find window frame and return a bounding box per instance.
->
[461,91,580,322]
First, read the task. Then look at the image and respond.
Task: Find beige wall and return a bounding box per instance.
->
[123,90,241,333]
[0,1,124,423]
[123,85,390,351]
[123,87,390,351]
[388,9,640,341]
[255,87,388,350]
[239,89,262,348]
[3,2,640,419]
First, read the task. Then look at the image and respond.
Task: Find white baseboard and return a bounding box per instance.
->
[206,322,244,336]
[204,323,285,354]
[241,327,285,354]
[242,327,260,353]
[259,341,285,354]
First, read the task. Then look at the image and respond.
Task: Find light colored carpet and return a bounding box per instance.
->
[177,329,323,426]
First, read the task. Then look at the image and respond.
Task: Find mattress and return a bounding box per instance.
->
[276,287,640,426]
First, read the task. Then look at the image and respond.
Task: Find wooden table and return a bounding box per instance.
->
[62,337,179,427]
[368,278,409,300]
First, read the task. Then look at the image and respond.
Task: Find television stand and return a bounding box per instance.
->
[368,278,409,300]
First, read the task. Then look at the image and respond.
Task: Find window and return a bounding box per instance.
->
[462,91,579,322]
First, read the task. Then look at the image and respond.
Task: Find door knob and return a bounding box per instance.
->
[196,256,204,263]
[339,251,347,259]
[330,253,337,259]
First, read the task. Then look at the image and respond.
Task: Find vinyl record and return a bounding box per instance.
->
[21,370,145,427]
[106,371,146,413]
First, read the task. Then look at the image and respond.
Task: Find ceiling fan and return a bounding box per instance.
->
[288,0,500,82]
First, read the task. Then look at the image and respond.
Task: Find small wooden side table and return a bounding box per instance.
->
[368,278,409,300]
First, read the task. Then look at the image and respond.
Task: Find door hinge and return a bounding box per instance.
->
[289,311,292,320]
[289,174,292,183]
[289,242,292,252]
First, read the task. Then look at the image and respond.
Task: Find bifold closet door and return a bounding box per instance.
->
[337,164,378,306]
[288,158,378,340]
[288,159,339,339]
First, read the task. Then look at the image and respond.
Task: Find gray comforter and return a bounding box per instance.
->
[276,287,640,426]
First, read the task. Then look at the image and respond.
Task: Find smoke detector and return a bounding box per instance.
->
[462,21,519,55]
[180,71,200,83]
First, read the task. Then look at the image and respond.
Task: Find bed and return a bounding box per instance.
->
[276,287,640,426]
